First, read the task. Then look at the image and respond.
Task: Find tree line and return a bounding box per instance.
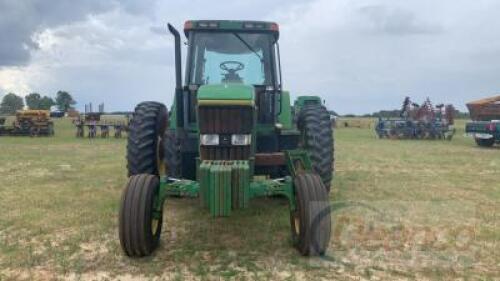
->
[0,91,76,115]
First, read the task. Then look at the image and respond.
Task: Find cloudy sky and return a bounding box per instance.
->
[1,0,499,114]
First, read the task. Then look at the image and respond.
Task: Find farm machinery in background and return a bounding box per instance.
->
[118,20,334,257]
[0,110,54,137]
[465,95,500,147]
[74,103,130,138]
[375,97,456,140]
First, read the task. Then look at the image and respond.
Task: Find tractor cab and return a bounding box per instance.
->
[184,21,280,88]
[169,21,282,131]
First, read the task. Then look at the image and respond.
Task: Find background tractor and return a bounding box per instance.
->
[119,20,334,257]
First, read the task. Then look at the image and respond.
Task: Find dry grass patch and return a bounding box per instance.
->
[0,118,498,280]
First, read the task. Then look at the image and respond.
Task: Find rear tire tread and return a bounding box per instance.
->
[164,130,182,177]
[127,102,167,176]
[298,105,334,191]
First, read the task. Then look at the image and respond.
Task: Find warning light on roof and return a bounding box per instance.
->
[197,22,218,28]
[184,21,193,30]
[243,22,268,29]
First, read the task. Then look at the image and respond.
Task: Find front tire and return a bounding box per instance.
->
[127,102,168,176]
[298,105,334,192]
[119,174,163,257]
[290,173,331,256]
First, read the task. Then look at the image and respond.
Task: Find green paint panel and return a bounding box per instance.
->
[278,91,293,129]
[199,161,211,207]
[197,84,254,101]
[231,161,250,209]
[285,149,313,178]
[249,177,296,211]
[159,178,199,198]
[168,102,177,129]
[199,160,250,217]
[293,96,322,114]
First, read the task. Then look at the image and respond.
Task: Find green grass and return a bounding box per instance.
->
[0,118,498,280]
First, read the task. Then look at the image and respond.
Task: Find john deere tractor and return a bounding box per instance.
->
[119,20,334,257]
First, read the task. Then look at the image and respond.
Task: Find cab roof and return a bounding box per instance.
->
[184,20,279,39]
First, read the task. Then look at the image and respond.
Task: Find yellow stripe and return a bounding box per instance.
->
[198,99,254,106]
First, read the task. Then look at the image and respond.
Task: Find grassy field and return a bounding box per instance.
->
[0,118,498,280]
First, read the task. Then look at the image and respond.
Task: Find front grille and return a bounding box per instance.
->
[199,106,253,160]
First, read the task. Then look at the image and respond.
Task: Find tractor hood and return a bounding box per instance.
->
[197,84,254,106]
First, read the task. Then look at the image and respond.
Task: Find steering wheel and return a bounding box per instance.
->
[220,61,245,72]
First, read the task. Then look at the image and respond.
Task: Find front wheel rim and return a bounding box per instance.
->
[151,218,159,235]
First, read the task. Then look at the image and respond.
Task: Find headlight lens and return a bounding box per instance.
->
[200,134,219,145]
[231,134,251,146]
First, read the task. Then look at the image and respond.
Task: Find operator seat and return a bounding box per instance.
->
[221,70,243,83]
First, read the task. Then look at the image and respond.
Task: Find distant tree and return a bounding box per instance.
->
[39,96,55,110]
[25,93,56,110]
[25,93,42,109]
[0,93,24,114]
[372,110,401,118]
[55,91,76,112]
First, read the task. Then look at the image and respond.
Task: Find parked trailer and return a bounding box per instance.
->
[465,95,500,147]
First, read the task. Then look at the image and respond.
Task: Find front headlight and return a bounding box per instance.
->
[231,134,251,146]
[200,134,219,145]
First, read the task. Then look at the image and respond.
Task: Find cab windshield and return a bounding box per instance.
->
[187,32,276,86]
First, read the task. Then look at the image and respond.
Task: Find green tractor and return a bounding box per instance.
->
[119,20,334,257]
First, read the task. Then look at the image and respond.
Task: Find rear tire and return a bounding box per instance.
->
[127,102,168,176]
[290,173,331,256]
[164,130,182,178]
[298,105,334,192]
[475,137,494,147]
[119,174,163,257]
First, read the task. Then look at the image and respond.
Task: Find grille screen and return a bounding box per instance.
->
[199,106,253,134]
[198,106,253,160]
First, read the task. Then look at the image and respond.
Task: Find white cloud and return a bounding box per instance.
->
[272,0,500,113]
[1,0,500,114]
[0,67,36,95]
